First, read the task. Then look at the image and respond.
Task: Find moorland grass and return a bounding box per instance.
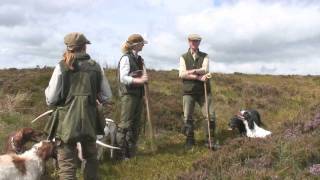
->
[1,68,320,179]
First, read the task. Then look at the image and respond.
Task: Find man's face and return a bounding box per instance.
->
[188,40,201,50]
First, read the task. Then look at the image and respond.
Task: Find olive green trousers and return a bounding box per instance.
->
[57,141,98,180]
[183,94,216,138]
[116,95,143,158]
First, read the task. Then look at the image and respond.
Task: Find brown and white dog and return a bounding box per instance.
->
[4,128,44,154]
[0,140,55,180]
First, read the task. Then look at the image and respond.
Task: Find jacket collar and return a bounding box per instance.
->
[74,52,90,61]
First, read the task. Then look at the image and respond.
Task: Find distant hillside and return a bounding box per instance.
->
[1,68,320,179]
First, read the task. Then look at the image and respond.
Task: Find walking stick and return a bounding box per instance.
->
[143,65,156,152]
[204,73,213,149]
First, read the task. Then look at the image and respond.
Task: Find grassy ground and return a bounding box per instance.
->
[1,68,320,179]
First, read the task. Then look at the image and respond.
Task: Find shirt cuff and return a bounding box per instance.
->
[121,75,134,85]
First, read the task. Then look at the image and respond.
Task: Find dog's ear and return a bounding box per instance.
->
[229,116,241,128]
[21,128,34,136]
[243,111,250,119]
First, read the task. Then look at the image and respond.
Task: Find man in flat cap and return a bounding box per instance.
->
[116,34,148,160]
[45,32,112,179]
[179,34,216,149]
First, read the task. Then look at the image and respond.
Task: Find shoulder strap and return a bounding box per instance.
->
[59,60,69,73]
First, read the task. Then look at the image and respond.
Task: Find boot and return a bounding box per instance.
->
[115,129,130,161]
[183,120,195,149]
[185,135,195,149]
[126,130,138,158]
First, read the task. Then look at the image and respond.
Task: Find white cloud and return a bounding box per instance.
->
[141,0,213,14]
[176,1,320,63]
[214,58,320,75]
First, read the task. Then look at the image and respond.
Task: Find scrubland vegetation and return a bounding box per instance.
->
[1,68,320,179]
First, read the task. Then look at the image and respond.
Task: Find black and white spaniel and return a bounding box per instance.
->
[229,109,272,138]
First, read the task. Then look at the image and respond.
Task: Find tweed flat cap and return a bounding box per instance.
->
[188,34,202,41]
[64,32,91,46]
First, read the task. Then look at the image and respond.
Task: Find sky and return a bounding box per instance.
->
[0,0,320,75]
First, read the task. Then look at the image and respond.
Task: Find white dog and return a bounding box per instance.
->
[77,118,119,161]
[0,141,55,180]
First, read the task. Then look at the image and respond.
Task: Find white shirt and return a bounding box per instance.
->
[45,63,112,106]
[179,51,209,78]
[119,56,133,85]
[119,50,144,85]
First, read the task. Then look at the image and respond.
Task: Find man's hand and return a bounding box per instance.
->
[133,74,148,84]
[187,69,196,75]
[194,69,206,75]
[197,75,208,82]
[141,74,148,83]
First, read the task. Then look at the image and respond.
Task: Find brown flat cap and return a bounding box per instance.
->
[64,32,91,47]
[127,34,148,46]
[188,34,202,41]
